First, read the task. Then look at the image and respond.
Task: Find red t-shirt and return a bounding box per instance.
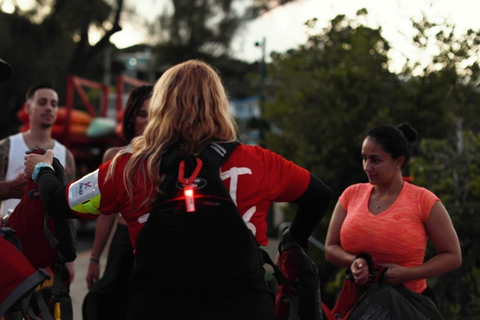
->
[339,182,439,293]
[69,144,310,248]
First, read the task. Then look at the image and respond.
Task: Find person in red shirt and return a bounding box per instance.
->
[325,123,461,312]
[25,59,332,320]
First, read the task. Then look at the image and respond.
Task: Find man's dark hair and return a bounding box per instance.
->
[25,82,56,101]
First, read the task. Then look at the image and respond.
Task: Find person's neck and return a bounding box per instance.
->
[23,128,54,150]
[373,175,404,197]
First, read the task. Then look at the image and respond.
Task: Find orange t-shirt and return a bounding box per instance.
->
[339,182,439,293]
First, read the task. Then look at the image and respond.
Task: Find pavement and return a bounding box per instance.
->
[70,250,98,320]
[69,232,280,320]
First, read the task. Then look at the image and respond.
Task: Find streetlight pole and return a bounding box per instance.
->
[255,37,276,236]
[255,37,266,146]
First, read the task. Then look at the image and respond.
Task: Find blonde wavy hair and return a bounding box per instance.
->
[107,59,237,208]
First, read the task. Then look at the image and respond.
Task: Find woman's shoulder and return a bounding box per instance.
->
[232,143,294,161]
[404,182,439,200]
[228,143,266,161]
[99,151,132,171]
[103,145,128,162]
[233,143,263,154]
[226,143,308,176]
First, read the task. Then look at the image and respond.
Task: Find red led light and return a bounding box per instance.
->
[184,188,193,197]
[184,186,195,212]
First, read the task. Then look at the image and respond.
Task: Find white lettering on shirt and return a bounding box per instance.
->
[221,167,257,235]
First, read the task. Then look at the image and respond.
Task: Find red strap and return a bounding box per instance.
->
[178,158,203,185]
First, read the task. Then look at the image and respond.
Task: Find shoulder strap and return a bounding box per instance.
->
[156,141,239,199]
[198,141,240,169]
[0,268,52,319]
[160,141,239,172]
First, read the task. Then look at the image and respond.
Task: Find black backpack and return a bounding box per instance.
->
[134,142,267,298]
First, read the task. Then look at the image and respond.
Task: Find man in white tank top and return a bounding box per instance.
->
[0,133,67,215]
[0,83,76,216]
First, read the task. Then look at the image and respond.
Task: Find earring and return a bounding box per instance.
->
[395,166,399,169]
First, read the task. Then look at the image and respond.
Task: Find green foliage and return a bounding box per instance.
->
[0,10,76,136]
[52,0,112,31]
[404,15,480,138]
[404,18,480,317]
[411,126,480,317]
[264,13,406,195]
[0,0,124,137]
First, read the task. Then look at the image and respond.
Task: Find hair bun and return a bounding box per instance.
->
[397,123,417,143]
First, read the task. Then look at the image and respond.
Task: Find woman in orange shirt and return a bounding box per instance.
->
[325,123,461,306]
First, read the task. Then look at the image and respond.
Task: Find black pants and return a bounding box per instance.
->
[83,224,134,320]
[126,291,275,320]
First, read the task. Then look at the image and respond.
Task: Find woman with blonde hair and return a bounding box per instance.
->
[25,59,332,319]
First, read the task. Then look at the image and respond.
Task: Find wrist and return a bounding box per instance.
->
[351,256,359,266]
[32,162,54,183]
[90,254,100,264]
[351,256,366,267]
[354,253,374,272]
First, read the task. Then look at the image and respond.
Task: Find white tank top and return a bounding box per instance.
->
[0,133,67,216]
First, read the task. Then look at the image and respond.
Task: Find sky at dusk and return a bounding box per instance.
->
[107,0,480,73]
[3,0,480,73]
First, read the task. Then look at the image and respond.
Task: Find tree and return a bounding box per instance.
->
[411,122,480,318]
[50,0,125,76]
[403,14,480,138]
[151,0,302,65]
[149,0,304,98]
[0,0,127,137]
[402,16,480,318]
[265,11,406,194]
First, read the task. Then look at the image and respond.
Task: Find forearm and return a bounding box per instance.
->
[404,252,462,282]
[289,173,332,248]
[37,168,77,219]
[0,181,15,200]
[0,179,26,201]
[90,214,117,258]
[325,243,358,269]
